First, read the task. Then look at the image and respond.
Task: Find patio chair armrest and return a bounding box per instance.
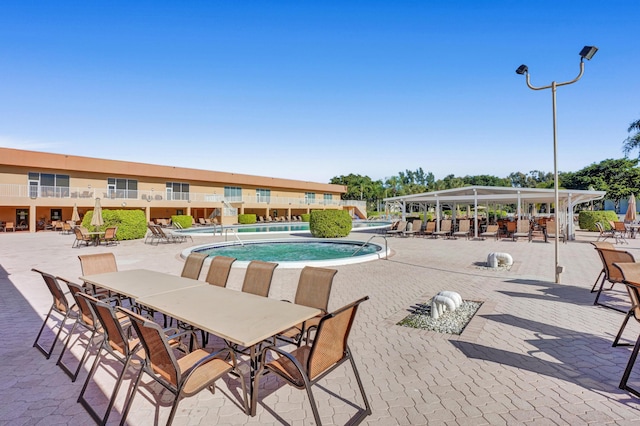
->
[258,343,306,375]
[181,347,235,378]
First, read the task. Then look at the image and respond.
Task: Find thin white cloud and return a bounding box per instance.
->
[0,136,62,151]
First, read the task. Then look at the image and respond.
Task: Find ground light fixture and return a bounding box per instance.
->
[515,46,598,284]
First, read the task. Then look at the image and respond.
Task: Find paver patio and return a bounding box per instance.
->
[2,227,640,425]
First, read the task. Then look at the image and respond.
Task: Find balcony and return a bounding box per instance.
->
[0,184,361,209]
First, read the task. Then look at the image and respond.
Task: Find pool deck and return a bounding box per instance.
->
[3,228,640,424]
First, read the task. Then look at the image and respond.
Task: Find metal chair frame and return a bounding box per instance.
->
[32,268,75,359]
[252,296,371,424]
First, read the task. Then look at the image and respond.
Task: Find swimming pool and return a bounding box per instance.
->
[178,220,391,236]
[183,238,389,268]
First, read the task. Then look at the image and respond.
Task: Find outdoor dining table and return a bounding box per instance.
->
[80,269,207,299]
[627,223,640,239]
[81,268,320,416]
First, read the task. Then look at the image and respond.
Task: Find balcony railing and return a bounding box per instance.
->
[0,184,364,209]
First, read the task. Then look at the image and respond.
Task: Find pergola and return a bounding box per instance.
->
[383,185,606,240]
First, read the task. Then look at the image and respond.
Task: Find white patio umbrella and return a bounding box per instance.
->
[90,198,104,230]
[71,203,80,223]
[625,194,637,223]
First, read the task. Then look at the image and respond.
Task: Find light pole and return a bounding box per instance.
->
[516,45,598,284]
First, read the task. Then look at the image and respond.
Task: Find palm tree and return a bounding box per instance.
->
[623,118,640,157]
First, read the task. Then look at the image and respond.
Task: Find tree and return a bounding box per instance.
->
[561,158,640,211]
[623,118,640,158]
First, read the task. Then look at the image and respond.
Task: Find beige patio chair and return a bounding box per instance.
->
[156,225,179,243]
[386,220,407,237]
[55,277,126,381]
[198,217,207,225]
[596,221,615,242]
[77,295,144,425]
[118,308,248,423]
[78,252,119,300]
[452,219,470,240]
[423,221,436,238]
[100,226,118,246]
[32,269,75,359]
[72,226,93,248]
[480,224,499,240]
[275,266,337,346]
[609,262,640,398]
[613,221,629,244]
[513,219,531,242]
[181,252,207,280]
[252,296,372,424]
[545,220,565,243]
[205,256,237,287]
[61,221,73,235]
[590,241,616,293]
[403,219,422,237]
[4,221,15,232]
[145,223,161,244]
[610,263,640,348]
[433,219,452,239]
[593,247,635,313]
[241,260,278,297]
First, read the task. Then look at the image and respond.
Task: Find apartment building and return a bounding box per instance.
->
[0,147,365,232]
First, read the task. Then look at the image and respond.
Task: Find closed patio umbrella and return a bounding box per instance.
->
[71,203,80,223]
[90,198,104,230]
[625,194,637,223]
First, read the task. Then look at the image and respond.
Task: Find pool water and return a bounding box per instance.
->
[180,221,391,235]
[195,240,379,262]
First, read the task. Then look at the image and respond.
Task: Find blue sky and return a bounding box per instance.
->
[1,1,638,183]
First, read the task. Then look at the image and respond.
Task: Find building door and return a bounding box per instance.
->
[16,209,29,229]
[50,209,62,221]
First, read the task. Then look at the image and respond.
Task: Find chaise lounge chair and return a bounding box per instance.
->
[480,224,499,240]
[433,219,452,239]
[452,219,470,240]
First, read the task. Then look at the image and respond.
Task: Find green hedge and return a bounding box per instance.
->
[309,210,352,238]
[82,209,147,240]
[171,215,193,229]
[238,214,257,224]
[578,210,619,231]
[301,213,311,222]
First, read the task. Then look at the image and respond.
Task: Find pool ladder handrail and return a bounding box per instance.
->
[352,235,388,259]
[223,227,245,247]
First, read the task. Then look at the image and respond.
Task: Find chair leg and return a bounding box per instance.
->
[34,307,70,359]
[78,347,136,425]
[119,364,144,425]
[591,269,605,293]
[348,351,373,418]
[620,334,640,397]
[57,323,98,382]
[305,382,323,426]
[613,310,635,347]
[594,277,627,313]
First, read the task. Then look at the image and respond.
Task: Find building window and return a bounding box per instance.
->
[28,172,70,198]
[166,182,190,201]
[224,186,242,202]
[256,188,271,203]
[107,178,138,199]
[305,192,316,203]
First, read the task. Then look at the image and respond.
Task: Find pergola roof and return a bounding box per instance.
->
[383,185,606,206]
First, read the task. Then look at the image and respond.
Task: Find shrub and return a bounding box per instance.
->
[301,213,311,222]
[309,210,352,238]
[238,214,257,224]
[171,215,193,229]
[82,209,147,240]
[578,210,619,231]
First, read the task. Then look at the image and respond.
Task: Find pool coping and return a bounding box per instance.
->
[181,237,391,269]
